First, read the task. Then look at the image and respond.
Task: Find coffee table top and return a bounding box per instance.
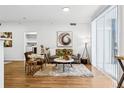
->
[54,58,74,63]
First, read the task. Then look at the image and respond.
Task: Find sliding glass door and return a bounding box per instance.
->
[96,17,104,69]
[92,6,118,80]
[104,6,118,79]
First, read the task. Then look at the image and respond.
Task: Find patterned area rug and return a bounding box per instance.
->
[34,64,93,77]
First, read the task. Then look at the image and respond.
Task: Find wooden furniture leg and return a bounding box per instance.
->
[118,73,124,88]
[117,58,124,88]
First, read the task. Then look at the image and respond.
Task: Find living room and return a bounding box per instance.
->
[2,20,90,61]
[0,5,124,89]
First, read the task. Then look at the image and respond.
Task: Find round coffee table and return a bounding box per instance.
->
[54,58,74,72]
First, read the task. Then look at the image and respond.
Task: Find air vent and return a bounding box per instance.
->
[70,23,76,26]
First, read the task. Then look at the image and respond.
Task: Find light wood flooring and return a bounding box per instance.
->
[4,61,117,88]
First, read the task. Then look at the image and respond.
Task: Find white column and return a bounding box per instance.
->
[0,39,4,88]
[119,6,124,55]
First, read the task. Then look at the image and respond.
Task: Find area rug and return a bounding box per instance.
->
[33,64,93,77]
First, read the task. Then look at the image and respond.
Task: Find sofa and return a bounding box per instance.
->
[49,49,80,64]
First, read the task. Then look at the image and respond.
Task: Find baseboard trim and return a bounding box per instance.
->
[4,62,12,64]
[4,60,24,62]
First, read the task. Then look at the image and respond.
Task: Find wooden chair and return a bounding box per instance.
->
[24,51,40,75]
[36,57,45,69]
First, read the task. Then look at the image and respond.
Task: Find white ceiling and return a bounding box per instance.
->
[0,5,106,24]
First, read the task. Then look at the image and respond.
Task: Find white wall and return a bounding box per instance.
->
[118,5,124,85]
[119,6,124,55]
[0,22,90,61]
[0,23,25,61]
[0,39,4,87]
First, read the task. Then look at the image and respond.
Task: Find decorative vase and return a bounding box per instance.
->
[63,55,69,60]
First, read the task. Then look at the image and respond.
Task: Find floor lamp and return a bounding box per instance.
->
[82,42,90,64]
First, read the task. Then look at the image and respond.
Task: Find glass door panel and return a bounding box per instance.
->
[111,7,118,80]
[96,17,104,69]
[104,6,118,80]
[95,6,118,80]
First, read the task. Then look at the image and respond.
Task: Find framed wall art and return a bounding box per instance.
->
[57,31,72,47]
[0,32,12,47]
[4,40,12,47]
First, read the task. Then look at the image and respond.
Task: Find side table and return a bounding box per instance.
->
[80,58,88,64]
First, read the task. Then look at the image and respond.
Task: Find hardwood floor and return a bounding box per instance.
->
[4,61,117,88]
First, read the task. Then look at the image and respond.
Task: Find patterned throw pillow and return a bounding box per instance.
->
[56,49,73,57]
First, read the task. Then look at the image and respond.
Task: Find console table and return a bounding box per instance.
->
[115,56,124,88]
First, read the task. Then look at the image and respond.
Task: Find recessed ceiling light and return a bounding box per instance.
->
[62,7,70,12]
